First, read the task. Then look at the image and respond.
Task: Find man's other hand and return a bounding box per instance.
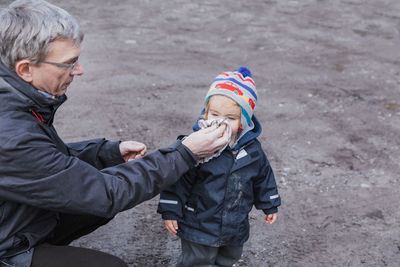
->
[119,141,147,162]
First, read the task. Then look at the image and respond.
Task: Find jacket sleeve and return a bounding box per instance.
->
[67,138,124,169]
[0,123,197,218]
[253,152,281,215]
[157,168,197,220]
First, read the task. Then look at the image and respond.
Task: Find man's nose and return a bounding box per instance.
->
[71,61,83,76]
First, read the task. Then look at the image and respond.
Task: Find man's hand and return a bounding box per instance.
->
[164,220,179,235]
[182,124,229,158]
[264,213,277,224]
[119,141,147,162]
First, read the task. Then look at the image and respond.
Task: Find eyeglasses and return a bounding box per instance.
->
[38,60,80,73]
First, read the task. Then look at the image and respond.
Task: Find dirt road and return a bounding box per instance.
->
[2,0,399,266]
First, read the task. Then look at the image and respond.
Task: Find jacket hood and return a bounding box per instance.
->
[192,111,262,150]
[0,62,66,123]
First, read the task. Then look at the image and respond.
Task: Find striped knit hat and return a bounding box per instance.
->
[205,66,257,139]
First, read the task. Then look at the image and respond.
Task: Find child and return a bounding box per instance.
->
[157,67,281,267]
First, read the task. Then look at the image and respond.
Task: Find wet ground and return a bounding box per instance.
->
[2,0,400,266]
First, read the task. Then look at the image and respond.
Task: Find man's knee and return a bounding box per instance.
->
[101,254,128,267]
[32,244,128,267]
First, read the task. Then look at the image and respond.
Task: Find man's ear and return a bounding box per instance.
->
[14,60,33,82]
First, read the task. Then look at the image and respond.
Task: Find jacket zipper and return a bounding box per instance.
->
[217,150,236,246]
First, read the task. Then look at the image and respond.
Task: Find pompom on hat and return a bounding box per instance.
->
[204,66,258,140]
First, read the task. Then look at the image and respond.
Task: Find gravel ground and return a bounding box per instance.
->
[2,0,400,266]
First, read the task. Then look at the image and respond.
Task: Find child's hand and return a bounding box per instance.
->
[164,220,179,235]
[264,213,277,224]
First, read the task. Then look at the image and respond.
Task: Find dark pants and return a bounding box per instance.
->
[176,239,243,267]
[31,213,127,267]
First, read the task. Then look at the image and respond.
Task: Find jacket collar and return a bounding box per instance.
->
[0,62,67,124]
[232,115,262,150]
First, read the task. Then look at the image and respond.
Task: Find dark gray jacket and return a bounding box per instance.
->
[158,116,281,247]
[0,62,196,261]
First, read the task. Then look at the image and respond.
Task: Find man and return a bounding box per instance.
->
[0,0,228,266]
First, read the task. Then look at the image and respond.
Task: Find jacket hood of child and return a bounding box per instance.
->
[192,113,262,151]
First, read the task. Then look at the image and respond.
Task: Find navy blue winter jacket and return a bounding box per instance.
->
[157,116,281,247]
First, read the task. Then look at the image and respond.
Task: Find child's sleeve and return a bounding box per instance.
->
[157,168,196,220]
[253,152,281,215]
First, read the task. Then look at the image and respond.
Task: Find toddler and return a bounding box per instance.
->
[157,67,281,267]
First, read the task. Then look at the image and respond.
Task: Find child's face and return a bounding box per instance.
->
[206,95,241,143]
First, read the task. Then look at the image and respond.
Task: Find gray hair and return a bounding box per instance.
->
[0,0,84,70]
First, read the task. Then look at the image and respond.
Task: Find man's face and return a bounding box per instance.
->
[30,38,83,97]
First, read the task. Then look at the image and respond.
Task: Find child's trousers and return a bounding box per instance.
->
[176,239,243,267]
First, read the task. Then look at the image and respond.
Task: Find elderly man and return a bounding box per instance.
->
[0,0,228,266]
